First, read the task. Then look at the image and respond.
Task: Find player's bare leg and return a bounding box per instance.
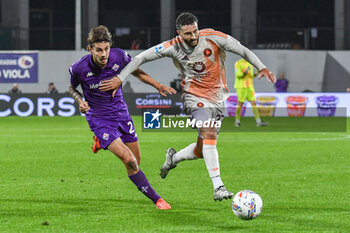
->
[200,127,233,201]
[109,138,171,209]
[250,100,268,127]
[235,102,244,127]
[108,138,139,175]
[194,136,203,158]
[125,141,141,165]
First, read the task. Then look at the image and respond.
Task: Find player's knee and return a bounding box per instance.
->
[126,160,138,171]
[202,130,217,140]
[123,153,138,171]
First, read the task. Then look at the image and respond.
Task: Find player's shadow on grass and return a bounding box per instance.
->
[152,211,246,231]
[0,198,152,217]
[149,201,248,231]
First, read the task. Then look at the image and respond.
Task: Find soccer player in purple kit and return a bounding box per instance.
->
[68,25,175,210]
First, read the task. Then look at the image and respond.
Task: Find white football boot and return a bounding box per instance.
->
[213,186,234,201]
[160,148,177,179]
[256,121,269,127]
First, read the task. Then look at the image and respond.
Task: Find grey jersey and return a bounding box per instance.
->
[119,28,266,103]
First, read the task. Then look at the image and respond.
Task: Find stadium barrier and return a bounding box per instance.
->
[0,93,182,117]
[0,92,348,117]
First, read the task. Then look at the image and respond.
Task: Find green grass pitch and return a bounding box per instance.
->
[0,116,349,232]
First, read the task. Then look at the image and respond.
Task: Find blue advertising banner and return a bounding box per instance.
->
[0,52,38,83]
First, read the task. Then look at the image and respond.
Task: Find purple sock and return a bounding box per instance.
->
[128,169,161,204]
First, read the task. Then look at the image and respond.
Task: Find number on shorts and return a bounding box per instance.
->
[127,121,135,134]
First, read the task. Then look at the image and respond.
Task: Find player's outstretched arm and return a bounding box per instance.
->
[99,56,144,93]
[100,44,169,97]
[98,55,147,96]
[132,69,176,96]
[258,68,276,83]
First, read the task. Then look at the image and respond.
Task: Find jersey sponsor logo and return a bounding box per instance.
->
[112,64,119,72]
[155,45,164,53]
[143,109,161,129]
[89,81,102,89]
[203,48,212,57]
[192,62,206,73]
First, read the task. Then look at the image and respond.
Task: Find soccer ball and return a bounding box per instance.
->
[232,190,263,220]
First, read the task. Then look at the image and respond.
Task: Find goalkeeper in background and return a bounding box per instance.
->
[234,59,268,127]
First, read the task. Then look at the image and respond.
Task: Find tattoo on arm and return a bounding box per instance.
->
[69,85,82,103]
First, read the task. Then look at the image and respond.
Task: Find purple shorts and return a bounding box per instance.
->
[87,118,138,149]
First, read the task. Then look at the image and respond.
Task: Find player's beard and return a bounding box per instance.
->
[185,39,198,48]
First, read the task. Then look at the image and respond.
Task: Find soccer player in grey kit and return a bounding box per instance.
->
[99,12,276,202]
[69,25,175,209]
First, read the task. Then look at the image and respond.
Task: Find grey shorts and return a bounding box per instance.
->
[182,94,224,137]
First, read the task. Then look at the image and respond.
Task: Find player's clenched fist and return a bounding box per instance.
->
[79,101,90,114]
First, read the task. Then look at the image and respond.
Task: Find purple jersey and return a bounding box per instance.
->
[69,48,132,121]
[274,79,289,92]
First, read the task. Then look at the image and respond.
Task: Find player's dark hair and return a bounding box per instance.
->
[176,12,198,30]
[87,25,112,49]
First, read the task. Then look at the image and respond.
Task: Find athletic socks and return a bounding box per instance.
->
[172,142,198,164]
[252,105,261,123]
[128,169,161,204]
[170,140,225,190]
[202,140,224,190]
[235,105,242,122]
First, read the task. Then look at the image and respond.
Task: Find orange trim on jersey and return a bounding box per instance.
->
[185,38,225,102]
[163,36,183,49]
[200,29,214,32]
[203,139,217,145]
[205,39,222,89]
[201,33,227,39]
[207,39,229,92]
[199,29,214,35]
[200,31,227,37]
[200,30,227,39]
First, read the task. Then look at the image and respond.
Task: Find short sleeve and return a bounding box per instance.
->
[69,65,80,88]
